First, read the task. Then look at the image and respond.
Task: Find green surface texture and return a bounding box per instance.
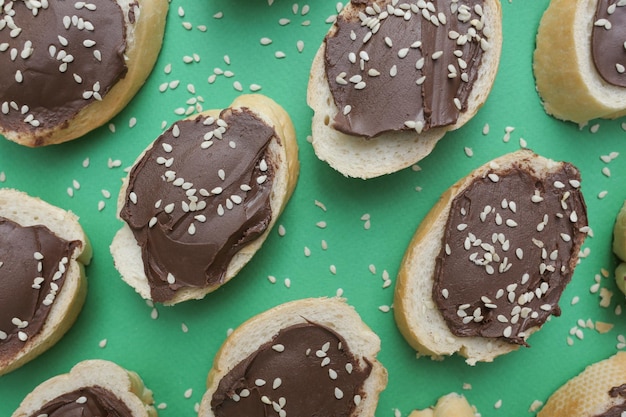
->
[1,1,626,416]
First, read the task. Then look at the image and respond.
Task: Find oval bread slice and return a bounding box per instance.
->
[533,0,626,125]
[0,188,91,376]
[110,94,299,305]
[198,297,387,417]
[0,0,169,147]
[11,359,157,417]
[537,352,626,417]
[393,149,587,365]
[307,0,502,179]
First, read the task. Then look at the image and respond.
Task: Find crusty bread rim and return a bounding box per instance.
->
[0,188,91,376]
[307,0,502,179]
[1,0,169,147]
[533,0,626,125]
[198,297,388,417]
[110,94,299,305]
[393,149,583,365]
[537,351,626,417]
[11,359,157,417]
[409,393,477,417]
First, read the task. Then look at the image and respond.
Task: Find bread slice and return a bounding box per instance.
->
[0,0,168,147]
[307,0,502,179]
[110,94,299,305]
[409,393,478,417]
[0,188,91,376]
[393,150,588,365]
[533,0,626,125]
[198,297,387,417]
[11,359,157,417]
[537,352,626,417]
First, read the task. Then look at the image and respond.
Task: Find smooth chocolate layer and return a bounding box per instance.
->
[324,0,488,138]
[29,386,132,417]
[0,217,79,358]
[433,164,587,345]
[592,0,626,87]
[211,322,372,417]
[120,108,276,303]
[0,0,127,137]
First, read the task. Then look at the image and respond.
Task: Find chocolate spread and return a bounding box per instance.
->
[591,0,626,87]
[29,386,132,417]
[592,385,626,417]
[0,217,79,358]
[211,322,372,417]
[120,108,276,303]
[433,163,588,345]
[324,0,489,138]
[0,0,127,139]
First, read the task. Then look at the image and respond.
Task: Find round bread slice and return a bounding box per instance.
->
[0,188,92,376]
[409,393,478,417]
[533,0,626,125]
[307,0,502,179]
[394,150,588,365]
[110,94,299,305]
[537,351,626,417]
[0,0,169,147]
[198,297,387,417]
[11,359,157,417]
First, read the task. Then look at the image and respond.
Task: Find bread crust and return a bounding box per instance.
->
[307,0,502,179]
[198,297,387,417]
[0,188,91,376]
[537,352,626,417]
[11,359,157,417]
[393,149,586,365]
[409,393,477,417]
[1,0,169,147]
[110,94,299,305]
[533,0,626,125]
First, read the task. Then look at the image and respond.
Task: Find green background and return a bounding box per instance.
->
[2,0,626,415]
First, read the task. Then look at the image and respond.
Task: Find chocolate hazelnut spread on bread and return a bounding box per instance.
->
[591,0,626,88]
[433,163,588,345]
[28,386,132,417]
[0,0,128,134]
[0,217,79,359]
[211,322,372,417]
[120,108,276,303]
[324,0,490,138]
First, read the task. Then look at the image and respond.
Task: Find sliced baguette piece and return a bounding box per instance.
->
[537,352,626,417]
[198,297,387,417]
[533,0,626,125]
[393,149,588,365]
[307,0,502,179]
[0,0,168,147]
[110,94,299,305]
[409,393,478,417]
[0,188,92,376]
[11,359,157,417]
